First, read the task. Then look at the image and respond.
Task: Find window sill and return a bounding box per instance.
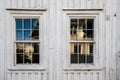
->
[8,67,46,71]
[8,65,46,71]
[63,68,104,71]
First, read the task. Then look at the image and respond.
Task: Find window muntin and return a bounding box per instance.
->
[70,18,94,64]
[15,18,40,64]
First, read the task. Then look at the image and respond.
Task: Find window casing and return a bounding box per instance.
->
[70,18,95,64]
[63,12,101,69]
[15,18,40,65]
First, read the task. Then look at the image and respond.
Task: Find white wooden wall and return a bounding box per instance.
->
[62,0,103,9]
[0,0,119,80]
[7,71,47,80]
[63,71,104,80]
[7,0,47,9]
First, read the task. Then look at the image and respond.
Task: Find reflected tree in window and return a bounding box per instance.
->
[15,18,40,64]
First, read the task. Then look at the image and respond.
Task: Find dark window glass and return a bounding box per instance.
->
[32,54,39,63]
[16,54,23,64]
[71,54,78,63]
[87,19,94,29]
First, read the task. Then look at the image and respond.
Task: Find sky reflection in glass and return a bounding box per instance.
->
[15,19,39,40]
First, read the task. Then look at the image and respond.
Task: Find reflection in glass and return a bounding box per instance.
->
[24,19,30,29]
[16,43,23,53]
[79,19,85,29]
[15,18,39,41]
[32,43,39,53]
[16,30,22,40]
[70,43,93,64]
[32,19,39,29]
[24,30,31,40]
[15,18,40,64]
[16,19,22,29]
[30,19,39,40]
[16,43,39,64]
[70,19,94,40]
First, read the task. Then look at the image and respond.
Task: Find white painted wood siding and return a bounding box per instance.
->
[62,0,104,9]
[63,71,105,80]
[7,71,47,80]
[7,0,47,9]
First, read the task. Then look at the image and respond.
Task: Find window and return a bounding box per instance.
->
[70,18,94,64]
[15,18,40,64]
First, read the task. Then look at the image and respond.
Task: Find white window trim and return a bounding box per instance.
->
[8,12,47,70]
[63,11,104,70]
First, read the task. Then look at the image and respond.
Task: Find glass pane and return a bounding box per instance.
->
[24,43,32,64]
[79,54,85,63]
[24,53,32,64]
[79,19,85,29]
[30,29,39,40]
[86,30,94,40]
[24,19,30,29]
[24,43,34,53]
[16,19,22,29]
[70,43,93,64]
[24,30,31,40]
[16,43,23,53]
[87,54,93,63]
[71,54,78,63]
[32,43,39,53]
[16,54,23,64]
[32,19,39,29]
[32,54,39,63]
[70,19,78,40]
[87,19,94,29]
[16,30,22,40]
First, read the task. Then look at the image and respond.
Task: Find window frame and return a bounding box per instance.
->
[69,17,95,64]
[63,11,101,70]
[14,18,40,65]
[9,13,46,70]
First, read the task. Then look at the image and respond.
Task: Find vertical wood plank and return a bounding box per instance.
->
[30,0,35,8]
[74,73,78,80]
[21,73,25,80]
[38,73,41,80]
[24,0,29,8]
[17,0,22,8]
[68,73,71,80]
[11,0,16,8]
[92,0,99,9]
[44,73,47,80]
[81,72,84,80]
[63,0,68,8]
[25,72,28,80]
[74,0,80,8]
[87,72,91,80]
[18,72,21,80]
[38,0,42,8]
[87,0,92,9]
[12,73,15,80]
[7,73,11,80]
[68,0,74,8]
[93,72,97,80]
[80,0,87,9]
[99,0,103,9]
